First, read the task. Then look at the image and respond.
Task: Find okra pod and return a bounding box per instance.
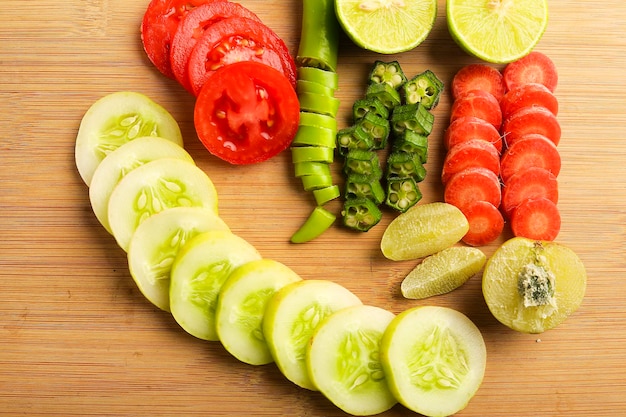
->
[345,174,386,205]
[342,197,383,232]
[403,69,444,109]
[385,177,423,213]
[368,60,407,90]
[386,151,427,183]
[390,102,434,136]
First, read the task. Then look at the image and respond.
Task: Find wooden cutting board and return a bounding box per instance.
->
[2,0,626,415]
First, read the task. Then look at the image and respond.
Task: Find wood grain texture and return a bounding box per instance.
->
[1,0,626,415]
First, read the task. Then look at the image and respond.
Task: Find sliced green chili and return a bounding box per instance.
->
[356,112,390,150]
[385,177,423,213]
[386,151,427,183]
[343,149,382,179]
[352,97,389,121]
[297,66,339,90]
[390,102,434,136]
[368,60,407,90]
[313,185,341,206]
[298,111,337,131]
[299,92,340,117]
[403,69,444,109]
[294,161,332,178]
[292,125,337,148]
[392,130,429,164]
[342,197,383,232]
[365,82,402,111]
[301,173,334,191]
[291,206,337,243]
[296,0,340,72]
[296,79,335,97]
[291,146,334,163]
[336,125,374,156]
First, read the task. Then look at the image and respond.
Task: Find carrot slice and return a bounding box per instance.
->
[501,167,558,217]
[500,134,561,183]
[501,106,561,147]
[510,197,561,241]
[500,83,558,119]
[442,139,501,184]
[452,64,506,102]
[444,116,503,153]
[503,51,558,93]
[461,200,505,247]
[444,167,501,212]
[450,89,502,130]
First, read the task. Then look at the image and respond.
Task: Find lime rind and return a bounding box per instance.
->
[336,0,438,54]
[447,0,549,63]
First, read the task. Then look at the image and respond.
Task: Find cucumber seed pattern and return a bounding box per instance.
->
[236,288,276,343]
[134,178,194,226]
[96,113,159,159]
[185,260,232,314]
[291,303,332,361]
[338,329,386,391]
[145,227,198,287]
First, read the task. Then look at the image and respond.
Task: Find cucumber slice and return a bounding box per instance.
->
[75,91,183,186]
[127,207,230,312]
[263,279,362,391]
[89,136,194,234]
[215,259,302,365]
[107,158,219,252]
[307,305,397,416]
[380,306,487,417]
[169,230,261,341]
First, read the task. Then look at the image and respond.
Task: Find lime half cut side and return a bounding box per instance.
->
[335,0,437,54]
[447,0,549,64]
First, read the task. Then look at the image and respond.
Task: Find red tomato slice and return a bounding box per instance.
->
[501,166,558,217]
[452,64,506,102]
[444,116,503,153]
[187,17,297,96]
[141,0,226,79]
[503,51,558,93]
[441,139,501,184]
[500,134,561,183]
[450,89,503,130]
[170,2,262,92]
[501,106,561,147]
[444,167,502,212]
[194,61,300,165]
[461,200,505,247]
[500,83,559,119]
[510,197,561,241]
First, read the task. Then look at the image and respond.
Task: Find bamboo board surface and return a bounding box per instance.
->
[1,0,626,415]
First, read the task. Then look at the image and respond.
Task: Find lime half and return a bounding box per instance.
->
[335,0,437,54]
[447,0,548,63]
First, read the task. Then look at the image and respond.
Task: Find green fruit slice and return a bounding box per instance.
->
[127,207,230,312]
[401,246,486,299]
[380,202,469,261]
[263,280,363,391]
[482,237,587,334]
[107,158,219,252]
[169,230,262,341]
[89,136,194,234]
[380,306,487,417]
[307,305,397,416]
[335,0,437,54]
[75,91,183,186]
[215,259,302,365]
[447,0,549,64]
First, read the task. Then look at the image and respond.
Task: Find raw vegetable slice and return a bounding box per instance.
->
[449,89,502,129]
[75,91,183,186]
[89,136,194,234]
[444,167,502,212]
[306,305,397,416]
[127,206,230,312]
[380,306,487,417]
[216,259,302,365]
[380,202,469,261]
[263,279,362,391]
[169,230,262,341]
[501,106,561,147]
[482,237,587,334]
[107,158,219,252]
[441,139,501,184]
[290,206,337,244]
[501,166,558,216]
[461,200,505,247]
[296,0,340,71]
[509,197,561,241]
[400,246,486,300]
[503,51,558,93]
[500,133,561,183]
[444,115,502,153]
[500,82,559,118]
[451,64,506,101]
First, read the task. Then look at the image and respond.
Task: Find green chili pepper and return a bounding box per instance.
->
[390,102,434,136]
[386,151,427,183]
[313,185,341,206]
[342,197,383,232]
[298,111,337,131]
[345,174,386,205]
[368,60,407,90]
[343,149,382,179]
[392,130,429,164]
[365,82,402,111]
[336,125,374,156]
[296,0,340,72]
[297,66,339,90]
[356,112,390,150]
[385,177,422,213]
[296,79,335,97]
[291,146,334,163]
[291,206,337,243]
[292,125,337,148]
[352,97,389,121]
[301,173,334,191]
[293,161,332,178]
[299,92,340,117]
[403,69,444,109]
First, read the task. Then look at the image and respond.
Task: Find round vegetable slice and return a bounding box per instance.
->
[263,279,363,391]
[449,89,502,129]
[441,139,501,184]
[501,166,558,216]
[169,230,262,341]
[127,206,230,312]
[107,158,219,252]
[500,133,561,183]
[500,82,559,118]
[451,63,506,101]
[194,61,300,165]
[503,51,558,93]
[501,105,562,147]
[75,92,183,186]
[306,305,397,416]
[482,237,587,334]
[380,306,487,417]
[89,136,194,234]
[444,115,502,153]
[444,167,502,212]
[215,259,302,365]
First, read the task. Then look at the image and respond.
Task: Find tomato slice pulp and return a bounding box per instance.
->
[194,61,300,165]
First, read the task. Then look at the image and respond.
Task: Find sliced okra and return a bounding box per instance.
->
[292,125,337,148]
[299,92,340,117]
[368,60,407,90]
[356,112,390,150]
[385,177,423,213]
[392,130,429,164]
[386,151,427,183]
[403,69,444,110]
[341,197,383,232]
[365,82,401,111]
[336,125,374,156]
[352,97,389,121]
[344,173,385,205]
[390,102,434,136]
[343,149,382,179]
